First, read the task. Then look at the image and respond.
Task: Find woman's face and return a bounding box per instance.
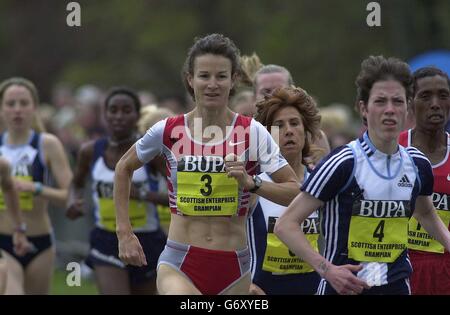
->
[413,75,450,132]
[1,85,36,132]
[187,54,234,110]
[105,94,139,138]
[272,106,305,158]
[360,80,407,146]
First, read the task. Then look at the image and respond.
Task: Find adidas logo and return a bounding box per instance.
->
[398,174,413,188]
[17,154,30,165]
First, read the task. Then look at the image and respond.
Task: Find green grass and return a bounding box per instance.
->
[51,269,98,295]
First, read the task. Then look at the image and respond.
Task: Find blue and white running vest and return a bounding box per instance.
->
[91,138,160,232]
[248,170,321,294]
[0,131,48,211]
[302,132,433,292]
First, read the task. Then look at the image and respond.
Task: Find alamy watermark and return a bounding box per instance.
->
[366,2,381,27]
[65,2,380,29]
[141,118,283,173]
[66,262,81,287]
[66,2,81,27]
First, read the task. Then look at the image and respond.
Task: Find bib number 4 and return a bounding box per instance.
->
[373,220,385,242]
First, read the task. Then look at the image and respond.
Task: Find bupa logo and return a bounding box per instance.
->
[432,192,449,211]
[354,199,411,218]
[13,163,32,177]
[301,217,320,235]
[178,155,226,173]
[96,181,114,198]
[268,216,320,235]
[397,174,413,188]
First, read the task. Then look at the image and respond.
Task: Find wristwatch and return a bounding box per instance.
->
[249,175,262,193]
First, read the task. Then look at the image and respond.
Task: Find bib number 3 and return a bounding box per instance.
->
[200,174,212,196]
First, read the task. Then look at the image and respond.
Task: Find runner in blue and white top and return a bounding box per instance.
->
[65,87,166,295]
[0,77,73,295]
[275,56,450,295]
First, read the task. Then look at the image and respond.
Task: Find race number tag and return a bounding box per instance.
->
[0,175,33,211]
[348,199,410,263]
[408,193,450,253]
[262,216,319,274]
[177,171,238,216]
[99,198,147,232]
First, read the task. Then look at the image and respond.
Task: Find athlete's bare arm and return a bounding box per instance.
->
[225,157,299,206]
[414,195,450,252]
[275,191,370,295]
[114,144,147,267]
[13,134,73,207]
[0,158,22,227]
[0,158,31,256]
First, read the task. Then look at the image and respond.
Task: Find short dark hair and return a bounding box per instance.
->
[355,56,413,125]
[412,66,450,97]
[182,33,241,100]
[104,86,141,114]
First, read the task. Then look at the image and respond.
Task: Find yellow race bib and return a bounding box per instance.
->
[262,216,319,274]
[0,175,33,211]
[177,171,238,216]
[348,199,410,263]
[99,198,147,232]
[408,209,450,253]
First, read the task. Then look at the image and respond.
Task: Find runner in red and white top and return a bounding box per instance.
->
[114,34,299,295]
[399,66,450,295]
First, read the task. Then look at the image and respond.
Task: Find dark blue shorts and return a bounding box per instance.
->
[318,277,411,295]
[0,233,53,268]
[254,271,321,295]
[86,227,167,285]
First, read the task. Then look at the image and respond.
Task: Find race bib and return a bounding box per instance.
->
[408,207,450,253]
[177,171,238,216]
[348,199,410,263]
[0,175,33,211]
[262,216,319,274]
[99,198,147,232]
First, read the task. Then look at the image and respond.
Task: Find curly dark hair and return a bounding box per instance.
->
[182,33,241,101]
[355,56,413,126]
[255,86,321,162]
